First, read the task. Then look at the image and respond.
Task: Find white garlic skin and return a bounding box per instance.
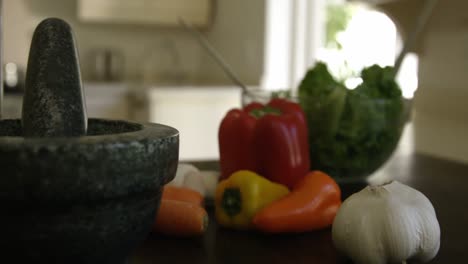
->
[168,163,200,188]
[332,181,440,264]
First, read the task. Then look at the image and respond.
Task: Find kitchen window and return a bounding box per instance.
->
[261,0,418,99]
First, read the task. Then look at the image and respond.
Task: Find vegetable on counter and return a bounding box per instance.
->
[215,170,290,229]
[253,171,341,233]
[153,199,208,237]
[167,163,220,199]
[162,185,204,206]
[219,98,310,188]
[298,62,404,178]
[154,179,209,236]
[332,181,440,264]
[168,163,206,196]
[200,170,221,199]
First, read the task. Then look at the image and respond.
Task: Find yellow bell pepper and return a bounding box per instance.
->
[215,170,290,229]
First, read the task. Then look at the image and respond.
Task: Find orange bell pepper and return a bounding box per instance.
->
[252,171,341,233]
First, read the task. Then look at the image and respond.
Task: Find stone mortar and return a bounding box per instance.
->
[0,118,179,263]
[0,17,180,263]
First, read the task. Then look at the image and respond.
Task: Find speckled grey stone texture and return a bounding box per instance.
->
[22,18,87,137]
[0,119,179,263]
[4,192,161,264]
[0,118,179,204]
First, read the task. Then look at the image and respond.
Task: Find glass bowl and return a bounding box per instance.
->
[299,92,410,183]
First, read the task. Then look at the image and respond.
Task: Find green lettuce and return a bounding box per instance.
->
[298,63,404,179]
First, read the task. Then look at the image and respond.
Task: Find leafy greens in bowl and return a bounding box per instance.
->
[298,63,406,182]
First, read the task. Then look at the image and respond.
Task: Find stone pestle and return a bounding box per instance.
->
[22,18,87,137]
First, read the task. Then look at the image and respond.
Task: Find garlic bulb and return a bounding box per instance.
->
[167,163,220,198]
[332,181,440,264]
[200,170,221,198]
[168,163,200,188]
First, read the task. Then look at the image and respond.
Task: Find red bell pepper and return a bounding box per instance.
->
[218,98,310,189]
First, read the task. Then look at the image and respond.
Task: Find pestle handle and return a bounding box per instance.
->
[22,18,87,137]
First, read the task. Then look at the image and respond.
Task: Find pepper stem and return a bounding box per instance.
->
[249,106,282,118]
[222,188,242,217]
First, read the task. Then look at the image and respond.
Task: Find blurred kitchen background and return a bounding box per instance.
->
[1,0,466,165]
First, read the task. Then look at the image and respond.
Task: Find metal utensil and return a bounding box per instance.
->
[179,18,250,96]
[394,0,438,76]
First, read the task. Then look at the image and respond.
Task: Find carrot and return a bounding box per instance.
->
[252,171,341,233]
[162,185,204,206]
[153,199,208,236]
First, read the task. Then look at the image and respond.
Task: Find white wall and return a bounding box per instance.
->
[381,0,468,163]
[3,0,265,84]
[413,28,468,163]
[146,86,242,161]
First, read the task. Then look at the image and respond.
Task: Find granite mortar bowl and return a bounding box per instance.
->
[0,118,179,263]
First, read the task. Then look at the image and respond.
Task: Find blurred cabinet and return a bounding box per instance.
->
[2,83,131,120]
[84,83,130,120]
[78,0,213,27]
[140,86,242,161]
